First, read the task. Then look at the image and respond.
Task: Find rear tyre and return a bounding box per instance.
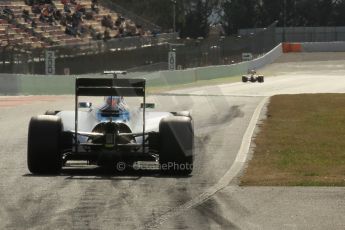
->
[27,115,63,174]
[45,110,60,115]
[258,76,264,83]
[173,111,191,118]
[242,76,248,83]
[159,116,194,175]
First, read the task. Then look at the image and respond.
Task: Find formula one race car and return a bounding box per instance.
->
[242,70,264,83]
[27,72,194,175]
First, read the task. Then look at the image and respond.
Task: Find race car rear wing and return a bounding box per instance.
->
[76,78,145,97]
[74,78,147,153]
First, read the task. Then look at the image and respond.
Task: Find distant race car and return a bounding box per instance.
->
[242,70,264,83]
[27,71,194,175]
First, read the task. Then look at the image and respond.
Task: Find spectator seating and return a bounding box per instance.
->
[0,0,150,49]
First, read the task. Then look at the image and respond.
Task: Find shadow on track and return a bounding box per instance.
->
[22,166,192,180]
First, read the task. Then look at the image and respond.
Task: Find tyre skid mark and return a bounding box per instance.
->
[71,185,107,230]
[143,97,269,229]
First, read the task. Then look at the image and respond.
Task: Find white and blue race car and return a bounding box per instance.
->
[27,73,194,175]
[242,70,264,83]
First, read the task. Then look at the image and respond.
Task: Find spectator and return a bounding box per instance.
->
[91,0,99,13]
[76,3,86,14]
[113,31,120,38]
[22,9,31,23]
[115,17,121,27]
[72,12,82,27]
[89,25,97,39]
[137,25,145,36]
[32,4,41,14]
[38,7,54,24]
[65,12,72,24]
[60,14,67,26]
[103,29,110,41]
[47,15,55,25]
[79,23,88,35]
[31,19,37,28]
[64,3,71,13]
[47,5,55,14]
[25,0,34,6]
[3,7,14,20]
[96,33,102,40]
[101,15,113,29]
[42,7,49,17]
[39,13,45,23]
[75,10,83,21]
[61,0,69,4]
[118,27,124,37]
[84,10,93,20]
[65,24,77,37]
[53,9,62,21]
[91,3,99,14]
[101,16,107,27]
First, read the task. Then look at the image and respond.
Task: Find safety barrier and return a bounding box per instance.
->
[0,43,283,95]
[146,43,283,87]
[282,43,302,53]
[301,41,345,52]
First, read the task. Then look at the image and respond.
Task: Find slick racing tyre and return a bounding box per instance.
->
[45,110,60,115]
[27,115,63,174]
[173,111,191,118]
[258,76,264,83]
[159,116,194,175]
[242,76,248,82]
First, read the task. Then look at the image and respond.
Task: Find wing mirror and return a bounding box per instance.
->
[140,103,155,109]
[78,102,92,109]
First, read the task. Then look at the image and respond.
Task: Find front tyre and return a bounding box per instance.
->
[27,115,63,174]
[159,116,194,175]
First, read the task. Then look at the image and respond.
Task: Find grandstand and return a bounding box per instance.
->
[0,0,152,50]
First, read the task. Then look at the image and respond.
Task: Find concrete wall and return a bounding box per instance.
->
[145,43,283,87]
[301,41,345,52]
[0,43,283,95]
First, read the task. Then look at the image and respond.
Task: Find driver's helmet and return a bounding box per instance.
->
[103,96,128,111]
[250,69,256,75]
[105,96,120,108]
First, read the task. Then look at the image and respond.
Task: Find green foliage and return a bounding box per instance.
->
[114,0,345,36]
[222,0,258,34]
[114,0,219,38]
[222,0,344,34]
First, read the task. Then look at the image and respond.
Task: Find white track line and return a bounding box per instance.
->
[144,97,269,229]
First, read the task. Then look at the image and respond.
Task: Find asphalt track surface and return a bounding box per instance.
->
[1,53,345,229]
